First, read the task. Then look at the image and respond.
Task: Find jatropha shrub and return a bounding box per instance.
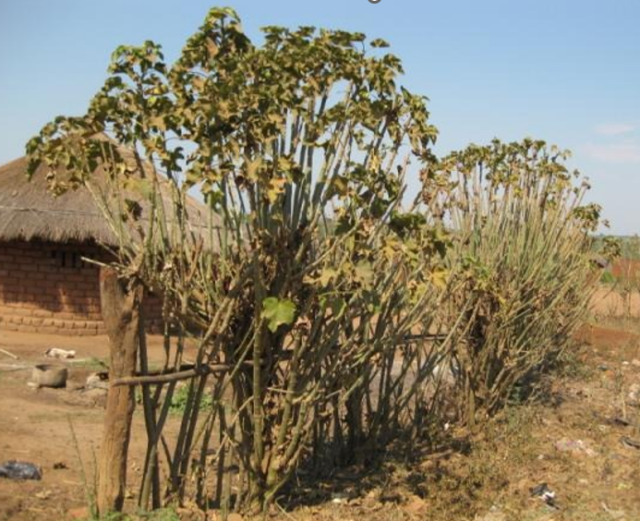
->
[27,7,457,515]
[422,139,605,425]
[26,7,607,517]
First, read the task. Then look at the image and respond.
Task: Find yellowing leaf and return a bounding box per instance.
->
[369,153,381,172]
[330,175,349,198]
[246,157,263,182]
[319,267,338,287]
[267,176,287,203]
[125,178,154,199]
[429,268,449,290]
[354,261,374,286]
[206,37,219,57]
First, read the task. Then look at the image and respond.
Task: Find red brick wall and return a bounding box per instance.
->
[0,240,162,336]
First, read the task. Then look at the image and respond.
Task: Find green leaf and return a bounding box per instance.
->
[329,296,347,318]
[126,178,154,199]
[320,295,347,319]
[370,38,390,49]
[262,297,296,332]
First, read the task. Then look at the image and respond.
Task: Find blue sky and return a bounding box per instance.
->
[1,0,638,233]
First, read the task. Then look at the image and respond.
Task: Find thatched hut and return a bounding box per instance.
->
[0,155,207,336]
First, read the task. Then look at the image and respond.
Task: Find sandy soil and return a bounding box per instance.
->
[0,332,188,521]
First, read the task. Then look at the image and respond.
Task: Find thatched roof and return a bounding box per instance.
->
[0,155,213,247]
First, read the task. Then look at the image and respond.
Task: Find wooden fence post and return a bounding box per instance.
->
[97,267,143,515]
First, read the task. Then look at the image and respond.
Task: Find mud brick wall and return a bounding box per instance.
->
[0,240,163,336]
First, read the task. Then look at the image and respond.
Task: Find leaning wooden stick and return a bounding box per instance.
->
[0,348,19,360]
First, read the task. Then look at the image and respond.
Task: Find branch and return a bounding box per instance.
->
[112,363,233,387]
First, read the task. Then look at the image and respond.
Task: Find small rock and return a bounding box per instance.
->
[632,359,640,368]
[86,372,109,390]
[53,462,68,470]
[0,461,42,480]
[31,364,68,389]
[331,492,349,504]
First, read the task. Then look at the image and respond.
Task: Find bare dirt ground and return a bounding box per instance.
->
[0,332,190,521]
[1,306,640,521]
[592,287,640,319]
